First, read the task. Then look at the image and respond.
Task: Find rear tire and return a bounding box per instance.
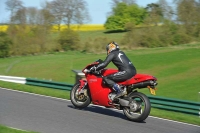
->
[70,82,91,109]
[123,92,151,122]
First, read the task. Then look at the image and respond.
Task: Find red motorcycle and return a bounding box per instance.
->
[70,59,158,122]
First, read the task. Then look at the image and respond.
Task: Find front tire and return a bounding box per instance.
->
[70,82,91,109]
[123,92,151,122]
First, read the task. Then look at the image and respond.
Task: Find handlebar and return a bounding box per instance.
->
[82,59,104,76]
[83,67,103,77]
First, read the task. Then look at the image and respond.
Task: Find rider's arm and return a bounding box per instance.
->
[96,53,114,71]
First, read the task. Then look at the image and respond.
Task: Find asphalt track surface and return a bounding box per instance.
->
[0,88,199,133]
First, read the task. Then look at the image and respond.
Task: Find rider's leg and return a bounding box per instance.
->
[103,70,135,98]
[103,77,126,99]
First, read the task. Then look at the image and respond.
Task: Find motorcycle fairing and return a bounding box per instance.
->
[85,73,112,107]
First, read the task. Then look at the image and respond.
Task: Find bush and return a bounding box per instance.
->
[6,25,56,56]
[121,26,167,48]
[121,20,198,48]
[82,37,110,53]
[58,29,80,51]
[0,32,12,58]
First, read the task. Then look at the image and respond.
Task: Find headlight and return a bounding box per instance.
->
[83,69,89,73]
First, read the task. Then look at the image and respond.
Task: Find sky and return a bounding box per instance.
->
[0,0,173,24]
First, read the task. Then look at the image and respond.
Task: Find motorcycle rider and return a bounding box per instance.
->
[92,41,136,99]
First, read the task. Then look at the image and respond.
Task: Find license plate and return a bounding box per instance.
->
[148,86,157,95]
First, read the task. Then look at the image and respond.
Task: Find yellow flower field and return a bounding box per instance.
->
[0,24,105,32]
[52,24,105,31]
[0,25,8,32]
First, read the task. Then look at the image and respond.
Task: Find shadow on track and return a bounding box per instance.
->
[68,105,146,123]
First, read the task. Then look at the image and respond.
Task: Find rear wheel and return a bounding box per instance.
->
[123,92,151,122]
[70,82,91,109]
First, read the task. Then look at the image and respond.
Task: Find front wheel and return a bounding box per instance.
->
[70,82,91,109]
[123,92,151,122]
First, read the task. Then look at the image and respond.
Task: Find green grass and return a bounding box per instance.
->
[0,44,200,126]
[149,108,200,125]
[0,81,70,100]
[0,124,37,133]
[50,30,126,44]
[0,45,199,101]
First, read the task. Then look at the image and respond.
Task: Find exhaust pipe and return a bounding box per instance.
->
[131,80,157,89]
[119,99,129,106]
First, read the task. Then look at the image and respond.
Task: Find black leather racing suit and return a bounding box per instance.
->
[96,50,136,88]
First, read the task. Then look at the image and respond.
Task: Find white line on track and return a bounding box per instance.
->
[9,127,30,132]
[1,87,200,128]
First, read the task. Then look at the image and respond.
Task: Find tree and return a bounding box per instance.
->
[6,5,55,55]
[145,3,163,25]
[110,0,136,7]
[5,0,23,23]
[48,0,90,30]
[11,7,26,25]
[0,32,12,58]
[157,0,174,21]
[105,2,146,30]
[176,0,198,23]
[175,0,200,36]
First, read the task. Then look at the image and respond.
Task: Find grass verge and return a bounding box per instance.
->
[0,124,37,133]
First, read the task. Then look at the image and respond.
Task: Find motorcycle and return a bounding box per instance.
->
[70,59,158,122]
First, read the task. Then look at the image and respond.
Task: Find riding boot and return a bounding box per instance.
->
[113,84,126,99]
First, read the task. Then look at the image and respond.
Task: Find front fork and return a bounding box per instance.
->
[77,80,88,95]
